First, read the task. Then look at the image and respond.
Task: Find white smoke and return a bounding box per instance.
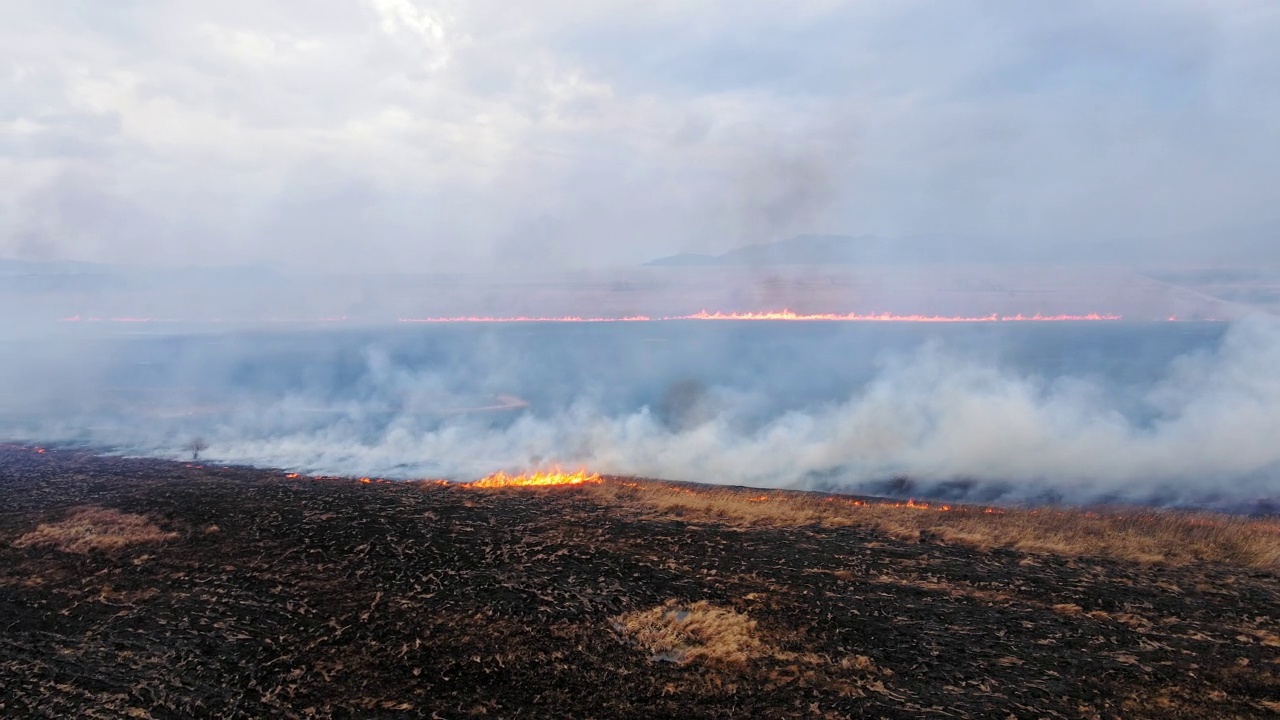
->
[6,316,1280,507]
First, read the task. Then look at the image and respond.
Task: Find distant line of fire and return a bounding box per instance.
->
[57,309,1171,324]
[398,310,1126,323]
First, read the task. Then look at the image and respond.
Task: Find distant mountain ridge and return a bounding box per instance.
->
[643,252,725,267]
[0,259,109,276]
[644,233,1059,267]
[647,223,1280,268]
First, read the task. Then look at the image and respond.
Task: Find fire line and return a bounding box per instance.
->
[54,309,1142,324]
[468,470,603,488]
[397,310,1125,324]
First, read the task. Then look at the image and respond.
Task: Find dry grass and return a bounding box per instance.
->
[612,599,886,698]
[12,506,178,554]
[592,479,1280,570]
[613,600,764,666]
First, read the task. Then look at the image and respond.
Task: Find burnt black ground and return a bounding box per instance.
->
[1,446,1278,719]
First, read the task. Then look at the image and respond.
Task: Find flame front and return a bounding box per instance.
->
[397,309,1125,324]
[55,308,1136,325]
[469,469,603,488]
[674,310,1122,322]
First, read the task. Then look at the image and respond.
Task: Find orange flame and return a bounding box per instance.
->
[885,498,956,512]
[469,469,603,488]
[56,309,1136,325]
[825,495,976,512]
[680,310,1125,322]
[397,309,1124,324]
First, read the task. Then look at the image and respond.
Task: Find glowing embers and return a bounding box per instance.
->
[823,495,1004,513]
[469,469,603,488]
[54,308,1132,325]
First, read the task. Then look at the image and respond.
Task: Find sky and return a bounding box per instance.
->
[2,0,1278,272]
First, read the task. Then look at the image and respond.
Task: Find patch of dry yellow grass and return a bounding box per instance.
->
[13,506,178,554]
[592,479,1280,570]
[612,599,886,697]
[614,600,764,666]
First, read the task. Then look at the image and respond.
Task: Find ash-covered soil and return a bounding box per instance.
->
[1,446,1278,719]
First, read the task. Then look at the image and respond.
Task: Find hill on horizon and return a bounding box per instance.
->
[645,235,887,267]
[646,224,1280,268]
[642,234,1038,267]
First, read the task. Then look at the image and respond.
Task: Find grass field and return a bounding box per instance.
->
[585,478,1280,570]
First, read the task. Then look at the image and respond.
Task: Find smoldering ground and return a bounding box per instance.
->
[2,315,1278,510]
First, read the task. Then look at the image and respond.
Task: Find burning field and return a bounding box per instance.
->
[2,446,1279,718]
[10,317,1278,510]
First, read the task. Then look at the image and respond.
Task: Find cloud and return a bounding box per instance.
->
[1,1,1278,269]
[368,0,455,70]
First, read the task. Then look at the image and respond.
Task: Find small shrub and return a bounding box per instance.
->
[185,438,209,461]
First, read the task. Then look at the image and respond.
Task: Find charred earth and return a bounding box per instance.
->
[1,446,1278,718]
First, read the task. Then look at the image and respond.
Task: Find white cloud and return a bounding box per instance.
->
[367,0,457,71]
[0,1,1277,269]
[201,24,325,65]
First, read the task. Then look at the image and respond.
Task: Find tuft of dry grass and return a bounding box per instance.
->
[612,599,886,698]
[12,506,178,554]
[592,479,1280,570]
[613,600,764,666]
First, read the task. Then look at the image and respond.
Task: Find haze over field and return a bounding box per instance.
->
[4,2,1280,509]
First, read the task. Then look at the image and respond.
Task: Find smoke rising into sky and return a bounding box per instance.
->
[3,0,1280,270]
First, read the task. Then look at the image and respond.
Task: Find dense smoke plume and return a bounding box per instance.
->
[4,315,1278,510]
